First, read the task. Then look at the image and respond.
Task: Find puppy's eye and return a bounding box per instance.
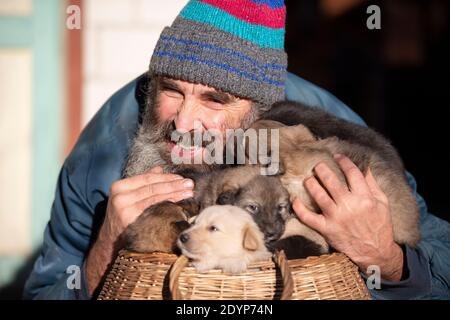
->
[209,225,219,232]
[245,204,259,214]
[278,204,288,212]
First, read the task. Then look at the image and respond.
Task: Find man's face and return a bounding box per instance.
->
[124,76,264,177]
[157,77,253,132]
[150,77,255,170]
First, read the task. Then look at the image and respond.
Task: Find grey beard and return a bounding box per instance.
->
[122,124,169,178]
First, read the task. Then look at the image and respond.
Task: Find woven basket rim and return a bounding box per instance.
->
[116,250,354,271]
[99,250,371,300]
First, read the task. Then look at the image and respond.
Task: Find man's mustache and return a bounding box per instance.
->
[159,122,215,149]
[169,130,213,149]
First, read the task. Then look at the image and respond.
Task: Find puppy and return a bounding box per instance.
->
[177,205,272,274]
[261,100,405,173]
[124,164,325,258]
[124,201,193,253]
[196,166,327,259]
[124,166,274,253]
[249,101,421,249]
[216,171,290,243]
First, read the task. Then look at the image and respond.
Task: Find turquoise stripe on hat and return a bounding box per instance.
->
[180,1,285,49]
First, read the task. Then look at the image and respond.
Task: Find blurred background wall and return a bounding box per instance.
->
[0,0,186,298]
[0,0,64,297]
[0,0,448,299]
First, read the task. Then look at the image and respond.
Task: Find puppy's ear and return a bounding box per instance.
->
[217,189,240,205]
[188,215,197,224]
[243,225,260,251]
[177,198,200,218]
[288,124,316,142]
[274,160,286,175]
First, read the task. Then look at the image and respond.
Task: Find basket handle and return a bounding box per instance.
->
[169,255,190,300]
[276,250,294,300]
[169,250,294,300]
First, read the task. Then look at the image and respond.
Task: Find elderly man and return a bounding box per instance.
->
[24,0,449,299]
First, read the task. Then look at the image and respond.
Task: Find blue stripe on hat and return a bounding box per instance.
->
[250,0,285,9]
[154,51,285,86]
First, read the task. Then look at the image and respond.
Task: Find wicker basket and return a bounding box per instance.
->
[98,250,370,300]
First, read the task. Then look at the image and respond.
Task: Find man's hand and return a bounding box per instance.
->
[293,155,404,282]
[85,166,194,296]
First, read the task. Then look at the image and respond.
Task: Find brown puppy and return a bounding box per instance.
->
[250,113,421,249]
[124,201,193,253]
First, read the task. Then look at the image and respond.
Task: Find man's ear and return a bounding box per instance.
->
[243,225,260,251]
[173,220,191,233]
[217,188,240,205]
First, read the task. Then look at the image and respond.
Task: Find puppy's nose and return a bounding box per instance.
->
[266,231,278,242]
[179,233,189,243]
[266,228,282,242]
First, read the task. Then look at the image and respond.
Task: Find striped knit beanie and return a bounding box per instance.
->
[149,0,288,106]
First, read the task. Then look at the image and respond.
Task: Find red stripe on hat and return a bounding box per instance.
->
[199,0,286,29]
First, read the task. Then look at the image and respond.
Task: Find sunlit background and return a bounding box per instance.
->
[0,0,449,299]
[0,0,186,298]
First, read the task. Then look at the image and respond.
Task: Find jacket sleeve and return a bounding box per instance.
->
[23,161,94,300]
[365,172,450,299]
[285,72,450,299]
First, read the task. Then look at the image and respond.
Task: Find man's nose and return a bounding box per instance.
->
[174,99,204,133]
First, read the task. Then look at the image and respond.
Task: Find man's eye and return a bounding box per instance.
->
[162,88,183,97]
[205,100,226,110]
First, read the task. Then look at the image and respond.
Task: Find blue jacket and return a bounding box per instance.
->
[23,73,450,300]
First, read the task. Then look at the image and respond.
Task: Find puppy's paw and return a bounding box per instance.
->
[192,261,215,274]
[222,260,248,275]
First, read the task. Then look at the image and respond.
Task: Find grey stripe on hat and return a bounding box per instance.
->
[155,33,285,85]
[149,18,288,105]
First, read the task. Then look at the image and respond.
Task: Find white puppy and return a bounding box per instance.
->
[177,205,272,274]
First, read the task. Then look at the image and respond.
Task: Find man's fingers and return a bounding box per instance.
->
[314,162,347,201]
[334,154,370,195]
[134,189,194,212]
[110,172,184,194]
[304,176,336,213]
[292,198,326,234]
[365,168,388,202]
[113,178,194,208]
